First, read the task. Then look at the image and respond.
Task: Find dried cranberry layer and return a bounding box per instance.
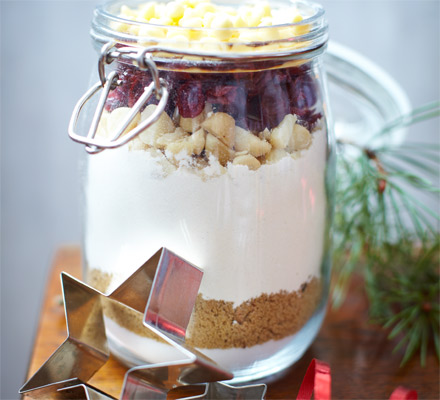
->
[105,61,322,131]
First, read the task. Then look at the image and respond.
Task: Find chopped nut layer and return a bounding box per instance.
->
[97,103,316,172]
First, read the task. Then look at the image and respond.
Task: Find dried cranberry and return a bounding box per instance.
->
[104,64,148,111]
[105,88,127,112]
[260,72,291,129]
[288,64,311,78]
[244,72,260,96]
[274,69,291,85]
[246,95,265,132]
[170,71,196,84]
[123,69,151,107]
[291,106,309,118]
[206,85,242,105]
[255,70,275,89]
[235,117,249,131]
[309,111,322,125]
[246,118,265,133]
[295,110,322,130]
[209,85,247,123]
[290,74,318,109]
[163,80,177,117]
[177,81,205,118]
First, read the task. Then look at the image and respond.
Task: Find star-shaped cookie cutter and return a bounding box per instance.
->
[58,382,116,400]
[179,382,267,400]
[20,248,235,399]
[20,270,109,398]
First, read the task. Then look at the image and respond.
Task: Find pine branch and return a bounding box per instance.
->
[367,239,440,366]
[332,101,440,366]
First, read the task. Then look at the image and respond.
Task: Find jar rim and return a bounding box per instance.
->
[91,0,328,58]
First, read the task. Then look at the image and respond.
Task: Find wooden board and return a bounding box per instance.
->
[24,247,439,399]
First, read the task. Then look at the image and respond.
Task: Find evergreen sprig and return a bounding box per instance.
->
[332,101,440,366]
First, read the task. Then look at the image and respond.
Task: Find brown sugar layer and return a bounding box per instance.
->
[88,268,322,349]
[186,277,322,349]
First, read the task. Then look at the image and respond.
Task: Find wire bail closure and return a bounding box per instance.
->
[68,42,169,154]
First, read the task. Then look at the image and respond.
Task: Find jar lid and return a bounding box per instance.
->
[325,41,411,147]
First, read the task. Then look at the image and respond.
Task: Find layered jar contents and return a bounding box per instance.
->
[85,0,332,379]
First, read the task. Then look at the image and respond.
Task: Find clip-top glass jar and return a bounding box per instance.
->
[71,0,334,382]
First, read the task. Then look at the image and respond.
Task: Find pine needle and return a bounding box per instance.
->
[333,101,440,366]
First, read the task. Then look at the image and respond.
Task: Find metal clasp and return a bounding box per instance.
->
[68,43,169,154]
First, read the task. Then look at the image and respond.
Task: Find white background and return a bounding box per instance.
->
[1,1,439,398]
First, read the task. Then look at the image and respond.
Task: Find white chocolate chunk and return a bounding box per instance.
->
[138,24,167,38]
[234,126,272,157]
[202,112,235,148]
[166,2,185,20]
[139,2,156,20]
[165,34,190,49]
[233,154,261,170]
[120,5,137,18]
[194,2,216,16]
[259,16,273,26]
[233,15,247,28]
[269,114,297,149]
[259,26,280,42]
[150,16,174,26]
[203,12,215,28]
[179,17,203,28]
[211,14,234,41]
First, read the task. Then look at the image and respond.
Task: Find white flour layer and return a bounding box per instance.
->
[105,315,296,371]
[85,128,327,305]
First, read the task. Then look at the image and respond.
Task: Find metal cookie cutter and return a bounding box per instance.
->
[20,248,233,399]
[118,249,234,399]
[68,43,169,154]
[179,382,268,400]
[58,382,116,400]
[19,273,109,398]
[117,250,265,399]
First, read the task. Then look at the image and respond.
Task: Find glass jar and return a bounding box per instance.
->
[71,0,334,382]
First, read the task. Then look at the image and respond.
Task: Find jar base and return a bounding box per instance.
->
[106,303,327,385]
[222,304,326,384]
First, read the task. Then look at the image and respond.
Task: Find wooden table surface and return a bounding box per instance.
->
[24,247,439,400]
